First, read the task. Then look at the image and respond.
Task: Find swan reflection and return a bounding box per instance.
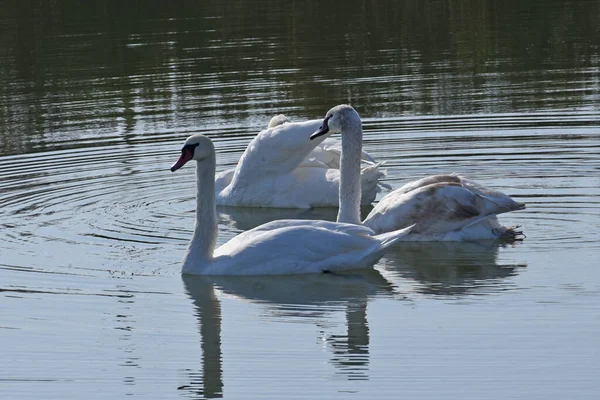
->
[180,269,398,396]
[380,241,526,297]
[217,206,526,298]
[178,276,223,398]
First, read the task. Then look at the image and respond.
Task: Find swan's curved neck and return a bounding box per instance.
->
[183,154,218,272]
[337,122,363,225]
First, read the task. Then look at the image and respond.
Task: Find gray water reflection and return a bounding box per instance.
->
[380,241,526,297]
[181,270,398,395]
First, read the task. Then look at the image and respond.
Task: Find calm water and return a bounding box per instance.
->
[2,1,600,399]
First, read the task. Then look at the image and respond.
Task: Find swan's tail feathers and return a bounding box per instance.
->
[460,177,527,214]
[499,199,526,213]
[361,150,376,164]
[374,224,415,249]
[367,161,393,191]
[378,181,393,191]
[359,162,388,205]
[360,162,385,180]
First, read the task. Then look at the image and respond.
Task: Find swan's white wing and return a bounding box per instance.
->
[364,176,526,239]
[314,138,377,167]
[458,176,526,214]
[218,166,382,208]
[208,222,413,275]
[392,174,525,213]
[210,222,384,275]
[263,116,377,169]
[233,119,326,179]
[218,116,387,207]
[228,218,375,237]
[215,168,234,194]
[364,182,488,235]
[264,116,373,166]
[242,118,376,174]
[300,138,377,170]
[215,219,373,259]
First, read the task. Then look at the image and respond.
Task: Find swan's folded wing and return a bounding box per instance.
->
[319,138,377,164]
[304,138,377,170]
[238,119,324,176]
[364,183,488,234]
[231,219,375,238]
[458,176,526,213]
[212,222,380,275]
[215,168,235,193]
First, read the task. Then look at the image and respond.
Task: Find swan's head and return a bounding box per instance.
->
[170,134,215,172]
[310,104,361,140]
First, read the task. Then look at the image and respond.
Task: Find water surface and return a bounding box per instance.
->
[1,1,600,399]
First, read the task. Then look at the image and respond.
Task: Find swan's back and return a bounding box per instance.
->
[390,174,525,213]
[363,175,525,239]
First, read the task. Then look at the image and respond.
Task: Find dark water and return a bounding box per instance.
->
[1,1,600,399]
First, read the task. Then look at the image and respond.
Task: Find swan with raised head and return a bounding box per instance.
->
[215,115,387,208]
[170,134,413,275]
[310,105,526,241]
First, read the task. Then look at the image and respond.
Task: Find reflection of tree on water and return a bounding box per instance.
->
[379,241,526,297]
[3,1,599,157]
[180,270,399,396]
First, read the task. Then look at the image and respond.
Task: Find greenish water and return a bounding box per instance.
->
[1,1,599,399]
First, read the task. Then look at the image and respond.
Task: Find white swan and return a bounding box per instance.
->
[215,115,387,208]
[310,105,526,241]
[170,134,413,275]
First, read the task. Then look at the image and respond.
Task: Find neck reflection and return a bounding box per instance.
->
[181,269,398,394]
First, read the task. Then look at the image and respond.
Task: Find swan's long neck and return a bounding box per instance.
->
[183,154,218,271]
[337,121,363,225]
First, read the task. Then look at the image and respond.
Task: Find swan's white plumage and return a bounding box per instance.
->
[171,134,413,275]
[318,104,526,241]
[207,220,405,275]
[215,116,386,208]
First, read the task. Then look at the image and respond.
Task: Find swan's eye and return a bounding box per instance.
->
[181,143,199,156]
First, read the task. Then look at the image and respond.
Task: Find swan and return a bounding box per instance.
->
[170,134,413,275]
[214,115,388,208]
[310,105,526,241]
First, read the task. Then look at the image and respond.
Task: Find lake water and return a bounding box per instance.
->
[1,1,600,399]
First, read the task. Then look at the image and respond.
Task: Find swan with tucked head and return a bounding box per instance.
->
[310,105,526,241]
[170,134,413,275]
[214,115,386,208]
